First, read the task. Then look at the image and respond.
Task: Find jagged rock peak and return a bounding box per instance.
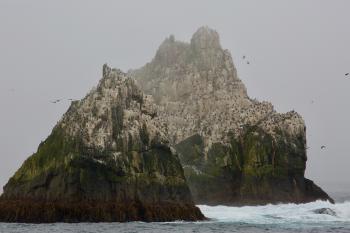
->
[191,26,221,51]
[153,35,189,67]
[102,63,111,77]
[60,64,163,150]
[131,26,244,104]
[152,26,225,68]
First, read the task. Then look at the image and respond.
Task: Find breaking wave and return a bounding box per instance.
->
[198,200,350,225]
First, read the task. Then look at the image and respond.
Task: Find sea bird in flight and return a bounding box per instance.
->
[50,99,62,104]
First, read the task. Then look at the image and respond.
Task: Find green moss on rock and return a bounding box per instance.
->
[176,127,333,205]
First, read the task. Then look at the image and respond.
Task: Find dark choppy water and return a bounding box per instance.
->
[1,201,350,233]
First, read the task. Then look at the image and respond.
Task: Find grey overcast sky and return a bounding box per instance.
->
[0,0,349,194]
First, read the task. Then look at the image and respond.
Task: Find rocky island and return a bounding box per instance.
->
[131,26,333,205]
[0,26,333,223]
[0,66,204,222]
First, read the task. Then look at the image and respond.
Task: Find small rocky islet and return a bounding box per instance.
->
[0,26,333,223]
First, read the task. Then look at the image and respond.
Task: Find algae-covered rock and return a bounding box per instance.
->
[313,208,337,216]
[0,65,204,222]
[132,26,333,205]
[176,127,332,205]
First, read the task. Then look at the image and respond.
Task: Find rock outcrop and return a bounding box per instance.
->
[313,208,337,216]
[131,26,333,205]
[0,65,204,222]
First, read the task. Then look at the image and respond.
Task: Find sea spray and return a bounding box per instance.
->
[198,200,350,225]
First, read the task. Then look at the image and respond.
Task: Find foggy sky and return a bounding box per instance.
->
[1,0,349,194]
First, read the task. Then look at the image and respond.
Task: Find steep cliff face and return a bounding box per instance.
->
[131,26,333,205]
[0,65,204,222]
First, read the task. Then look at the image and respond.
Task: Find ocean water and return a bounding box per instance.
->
[1,201,350,233]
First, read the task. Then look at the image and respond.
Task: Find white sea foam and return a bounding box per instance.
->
[198,201,350,225]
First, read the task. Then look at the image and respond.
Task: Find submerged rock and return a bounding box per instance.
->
[0,66,204,223]
[313,208,337,216]
[131,26,334,205]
